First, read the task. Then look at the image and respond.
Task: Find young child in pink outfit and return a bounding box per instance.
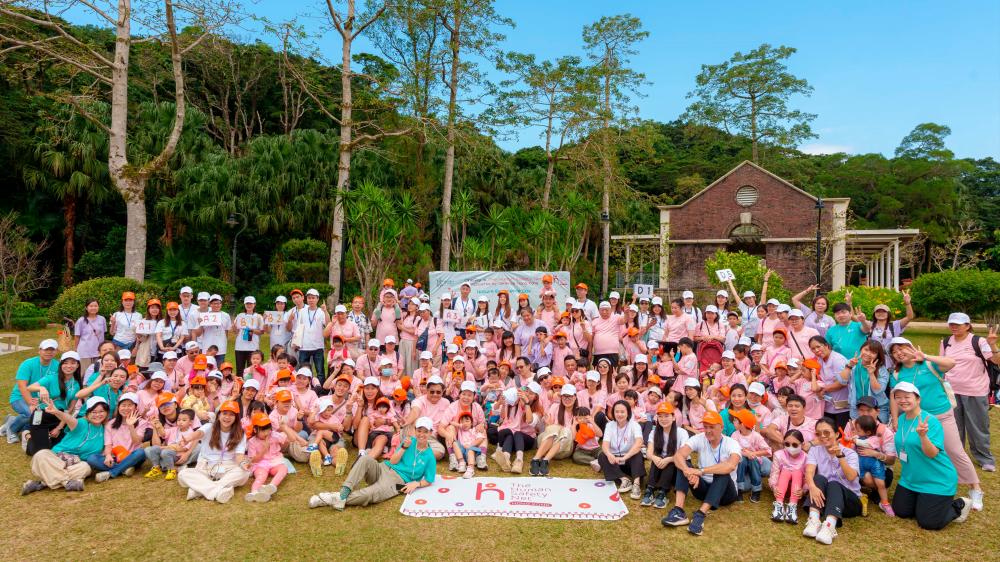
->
[770,429,808,524]
[244,412,289,503]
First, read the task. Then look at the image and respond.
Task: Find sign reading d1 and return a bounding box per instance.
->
[633,284,654,299]
[715,269,736,282]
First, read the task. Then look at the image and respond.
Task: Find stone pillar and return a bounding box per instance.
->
[658,209,670,290]
[893,240,900,291]
[830,200,849,290]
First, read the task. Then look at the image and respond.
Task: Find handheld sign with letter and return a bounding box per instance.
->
[135,319,156,335]
[199,312,222,327]
[633,284,654,299]
[263,311,283,325]
[443,309,462,324]
[715,269,736,282]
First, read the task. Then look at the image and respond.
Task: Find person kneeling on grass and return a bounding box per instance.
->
[21,396,109,495]
[309,416,437,510]
[661,410,741,536]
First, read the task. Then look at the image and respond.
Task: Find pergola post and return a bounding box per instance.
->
[893,240,900,291]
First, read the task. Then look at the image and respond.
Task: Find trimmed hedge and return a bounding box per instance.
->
[825,286,906,318]
[162,276,236,302]
[48,277,160,322]
[258,282,335,306]
[10,316,47,330]
[910,270,1000,319]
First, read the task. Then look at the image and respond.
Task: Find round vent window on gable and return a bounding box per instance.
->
[735,185,759,207]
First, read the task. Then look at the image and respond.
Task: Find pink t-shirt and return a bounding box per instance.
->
[787,326,819,360]
[712,369,746,390]
[794,378,825,420]
[104,419,152,452]
[329,319,361,345]
[444,400,486,428]
[731,428,772,456]
[577,388,607,413]
[457,427,485,449]
[591,316,620,355]
[269,406,299,430]
[760,317,784,348]
[248,431,287,470]
[292,387,318,415]
[375,306,399,343]
[665,314,695,342]
[412,395,452,435]
[772,448,808,474]
[942,335,994,396]
[400,316,422,342]
[355,354,381,380]
[545,401,574,427]
[768,414,817,444]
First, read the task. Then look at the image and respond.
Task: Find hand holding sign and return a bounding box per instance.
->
[135,319,156,335]
[715,269,736,282]
[263,311,283,325]
[199,312,221,327]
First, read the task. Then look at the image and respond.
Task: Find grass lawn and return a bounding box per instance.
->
[0,327,997,560]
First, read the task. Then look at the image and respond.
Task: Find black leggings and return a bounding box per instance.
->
[598,452,646,482]
[648,462,678,492]
[27,411,63,454]
[675,471,738,509]
[804,474,862,521]
[891,484,964,530]
[498,429,536,454]
[594,411,609,432]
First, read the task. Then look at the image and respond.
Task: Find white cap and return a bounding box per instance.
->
[363,376,380,387]
[306,288,320,297]
[684,377,701,388]
[503,387,519,405]
[682,290,694,299]
[197,291,211,301]
[379,358,393,368]
[638,295,650,302]
[334,304,347,313]
[426,375,444,386]
[634,354,648,364]
[748,382,766,396]
[477,296,489,303]
[463,340,477,349]
[586,370,601,382]
[889,336,912,347]
[705,305,719,314]
[766,298,780,306]
[207,371,222,380]
[647,341,659,349]
[750,344,763,352]
[85,396,109,411]
[406,279,414,284]
[243,379,261,391]
[209,294,222,302]
[418,303,431,312]
[452,355,466,363]
[296,367,313,378]
[60,350,81,362]
[439,292,452,300]
[743,291,755,298]
[788,309,805,318]
[317,397,334,411]
[738,337,753,347]
[721,350,736,360]
[716,289,728,298]
[560,384,577,396]
[151,371,168,382]
[38,339,59,350]
[947,312,971,325]
[460,282,472,288]
[184,341,200,350]
[414,416,434,431]
[526,381,542,395]
[648,385,663,395]
[628,303,639,312]
[460,381,477,393]
[180,286,193,295]
[892,381,920,396]
[206,356,217,367]
[599,301,611,309]
[777,304,791,313]
[446,344,459,354]
[119,392,140,405]
[244,296,256,304]
[343,358,356,368]
[651,296,663,306]
[275,295,287,303]
[118,349,132,360]
[565,297,576,306]
[419,350,433,360]
[536,367,552,377]
[367,338,381,348]
[609,291,621,300]
[384,335,397,344]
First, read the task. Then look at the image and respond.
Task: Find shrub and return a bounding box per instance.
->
[909,270,1000,319]
[10,316,47,330]
[826,286,906,318]
[271,239,328,283]
[703,250,790,303]
[162,276,237,302]
[283,261,328,283]
[258,282,335,306]
[49,277,160,323]
[10,301,44,318]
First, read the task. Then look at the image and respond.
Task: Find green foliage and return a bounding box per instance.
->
[49,277,160,322]
[162,277,236,302]
[10,316,47,330]
[148,247,216,285]
[74,226,126,282]
[909,271,1000,319]
[703,250,789,303]
[283,262,328,283]
[259,283,335,306]
[272,239,328,283]
[826,286,905,318]
[9,301,44,318]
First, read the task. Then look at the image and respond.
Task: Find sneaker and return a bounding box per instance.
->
[357,449,367,457]
[20,480,45,496]
[95,471,111,483]
[771,501,785,522]
[308,493,335,509]
[20,431,30,453]
[653,491,667,509]
[640,487,654,507]
[187,488,200,501]
[334,447,349,476]
[309,450,323,477]
[803,517,821,538]
[970,489,984,512]
[662,506,689,527]
[448,455,459,472]
[815,521,838,545]
[511,457,523,474]
[529,459,540,476]
[786,503,799,525]
[323,455,333,466]
[463,467,474,479]
[457,460,467,473]
[6,428,19,444]
[617,478,633,493]
[750,490,761,503]
[64,479,84,492]
[630,481,642,500]
[123,467,135,477]
[476,453,488,470]
[0,415,9,436]
[860,493,869,516]
[589,459,601,473]
[983,463,996,472]
[955,497,973,523]
[492,449,511,472]
[687,510,706,536]
[164,469,177,481]
[260,484,277,496]
[879,502,895,517]
[304,443,319,453]
[215,487,235,504]
[244,491,260,502]
[145,466,164,479]
[735,492,744,503]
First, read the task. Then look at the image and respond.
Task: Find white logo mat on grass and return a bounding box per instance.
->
[399,476,628,520]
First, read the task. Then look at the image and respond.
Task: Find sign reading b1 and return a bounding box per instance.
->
[633,284,654,299]
[715,269,736,282]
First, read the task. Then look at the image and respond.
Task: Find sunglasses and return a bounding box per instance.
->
[427,390,443,396]
[816,430,834,437]
[783,441,800,447]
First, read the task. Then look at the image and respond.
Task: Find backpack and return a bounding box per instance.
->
[942,335,1000,393]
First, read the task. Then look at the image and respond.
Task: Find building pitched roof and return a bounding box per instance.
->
[658,160,822,210]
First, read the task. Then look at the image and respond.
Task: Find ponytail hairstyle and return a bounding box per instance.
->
[652,408,679,459]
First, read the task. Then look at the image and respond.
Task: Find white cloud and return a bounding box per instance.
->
[799,143,854,155]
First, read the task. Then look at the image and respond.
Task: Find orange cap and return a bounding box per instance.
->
[250,412,271,428]
[497,289,509,296]
[542,274,553,282]
[415,282,422,288]
[575,423,596,445]
[719,385,731,399]
[732,408,757,429]
[334,375,353,386]
[111,445,130,462]
[627,327,639,337]
[126,364,139,374]
[465,325,477,333]
[147,298,162,307]
[560,311,570,319]
[274,389,293,402]
[499,360,512,368]
[774,362,788,371]
[551,377,566,387]
[656,402,675,415]
[393,388,408,401]
[219,362,234,372]
[375,397,391,408]
[166,301,179,310]
[575,283,588,290]
[554,330,568,338]
[122,291,136,300]
[219,400,240,414]
[156,393,176,409]
[383,278,394,286]
[455,409,473,422]
[190,376,207,386]
[276,368,292,380]
[518,293,529,301]
[648,374,662,385]
[400,375,411,390]
[290,288,304,297]
[772,328,788,339]
[702,410,723,426]
[453,336,464,346]
[193,355,208,370]
[802,358,821,371]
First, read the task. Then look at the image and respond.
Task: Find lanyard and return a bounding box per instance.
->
[121,312,134,329]
[710,441,723,464]
[306,308,319,327]
[614,422,630,454]
[898,412,924,454]
[180,305,191,323]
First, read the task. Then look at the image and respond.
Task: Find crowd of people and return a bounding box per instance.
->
[4,275,997,543]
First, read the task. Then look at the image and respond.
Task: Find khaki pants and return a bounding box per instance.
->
[31,449,92,489]
[343,455,405,507]
[537,425,574,459]
[286,441,310,463]
[177,459,251,501]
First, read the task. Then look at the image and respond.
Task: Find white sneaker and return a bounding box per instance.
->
[186,488,200,501]
[215,487,234,504]
[0,415,9,436]
[328,494,346,510]
[448,455,459,471]
[803,517,821,538]
[7,430,19,444]
[970,489,984,512]
[260,484,277,496]
[95,471,111,483]
[590,459,601,473]
[457,461,467,472]
[476,454,488,470]
[244,491,260,502]
[629,481,642,500]
[246,490,271,503]
[815,521,837,545]
[617,478,633,493]
[956,497,973,523]
[308,493,332,509]
[463,467,474,479]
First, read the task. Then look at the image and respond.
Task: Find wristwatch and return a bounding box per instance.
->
[835,453,845,458]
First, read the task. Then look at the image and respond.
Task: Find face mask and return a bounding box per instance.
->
[785,445,801,456]
[381,368,393,376]
[748,399,761,408]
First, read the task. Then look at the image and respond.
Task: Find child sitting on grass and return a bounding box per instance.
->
[451,411,486,478]
[244,412,288,503]
[145,408,198,480]
[769,429,807,524]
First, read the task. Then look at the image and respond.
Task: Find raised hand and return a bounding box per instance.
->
[916,418,929,437]
[902,290,911,305]
[987,325,998,348]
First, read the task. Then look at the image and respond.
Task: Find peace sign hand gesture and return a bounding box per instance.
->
[847,353,859,368]
[911,345,926,363]
[902,289,912,305]
[916,418,929,437]
[987,325,998,348]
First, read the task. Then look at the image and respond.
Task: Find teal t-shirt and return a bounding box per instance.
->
[52,420,105,458]
[36,374,81,411]
[78,384,123,418]
[892,362,951,415]
[825,322,866,360]
[896,410,956,496]
[8,356,59,403]
[386,437,437,484]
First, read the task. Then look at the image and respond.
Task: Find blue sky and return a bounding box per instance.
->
[68,0,1000,158]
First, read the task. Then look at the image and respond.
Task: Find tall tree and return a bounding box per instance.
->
[582,13,648,294]
[684,44,816,163]
[0,1,233,280]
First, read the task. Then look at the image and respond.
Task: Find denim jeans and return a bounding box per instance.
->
[298,349,326,383]
[86,448,147,477]
[9,399,32,434]
[736,456,772,492]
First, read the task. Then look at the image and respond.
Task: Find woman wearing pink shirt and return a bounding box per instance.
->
[664,299,696,357]
[463,342,488,382]
[536,291,560,332]
[578,371,608,427]
[567,306,593,364]
[137,371,169,421]
[531,385,578,475]
[681,378,716,434]
[786,310,819,360]
[403,376,452,459]
[397,300,422,376]
[492,383,543,473]
[591,301,624,367]
[371,291,401,345]
[88,392,150,482]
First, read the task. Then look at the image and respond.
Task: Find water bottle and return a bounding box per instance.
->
[243,327,252,342]
[32,407,43,426]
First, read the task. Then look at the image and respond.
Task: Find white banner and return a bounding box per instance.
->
[135,320,156,335]
[428,271,571,313]
[400,476,628,520]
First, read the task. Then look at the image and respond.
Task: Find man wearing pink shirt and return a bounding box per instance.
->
[591,301,623,367]
[404,375,452,460]
[355,339,382,381]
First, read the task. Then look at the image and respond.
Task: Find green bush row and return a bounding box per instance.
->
[825,286,906,318]
[909,270,1000,319]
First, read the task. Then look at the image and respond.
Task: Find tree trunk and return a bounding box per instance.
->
[62,193,76,287]
[542,108,555,208]
[600,69,612,296]
[439,7,462,272]
[750,95,759,163]
[122,180,148,281]
[328,1,356,307]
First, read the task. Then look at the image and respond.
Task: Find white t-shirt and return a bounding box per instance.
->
[112,311,143,344]
[154,319,187,345]
[233,312,264,352]
[199,311,233,354]
[646,425,690,457]
[683,432,741,484]
[177,303,201,334]
[576,299,599,321]
[268,310,293,348]
[602,420,644,456]
[197,422,247,462]
[295,307,328,351]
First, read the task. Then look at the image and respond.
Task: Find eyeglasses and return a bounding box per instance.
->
[427,390,443,396]
[816,430,834,437]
